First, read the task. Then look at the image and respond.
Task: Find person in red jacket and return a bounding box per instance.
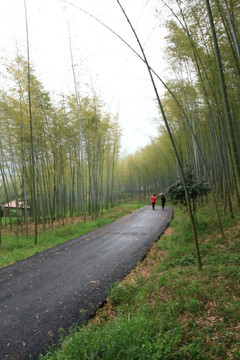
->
[151,194,157,210]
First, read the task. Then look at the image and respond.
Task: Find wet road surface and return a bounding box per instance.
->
[0,205,173,359]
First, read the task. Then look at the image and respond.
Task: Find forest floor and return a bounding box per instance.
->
[2,214,96,236]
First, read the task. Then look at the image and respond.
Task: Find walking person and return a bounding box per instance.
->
[151,194,157,210]
[161,194,166,210]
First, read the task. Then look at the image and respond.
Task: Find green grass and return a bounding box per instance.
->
[0,202,144,268]
[39,201,240,360]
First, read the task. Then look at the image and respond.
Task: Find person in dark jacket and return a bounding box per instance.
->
[161,194,166,210]
[151,194,157,210]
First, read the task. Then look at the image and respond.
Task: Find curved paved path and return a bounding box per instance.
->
[0,205,173,359]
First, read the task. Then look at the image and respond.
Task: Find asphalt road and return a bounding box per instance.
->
[0,205,173,360]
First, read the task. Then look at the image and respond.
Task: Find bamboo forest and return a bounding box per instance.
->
[1,1,240,359]
[0,0,240,250]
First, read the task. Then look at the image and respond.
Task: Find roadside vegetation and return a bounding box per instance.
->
[39,201,240,360]
[0,202,144,268]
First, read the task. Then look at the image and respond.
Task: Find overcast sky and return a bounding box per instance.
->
[0,0,169,154]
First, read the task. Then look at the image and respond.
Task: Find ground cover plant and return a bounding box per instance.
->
[0,202,144,268]
[39,201,240,360]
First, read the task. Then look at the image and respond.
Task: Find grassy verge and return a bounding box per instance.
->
[0,202,144,268]
[40,203,240,360]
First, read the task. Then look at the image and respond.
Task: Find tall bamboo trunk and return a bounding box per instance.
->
[24,0,38,244]
[68,25,86,222]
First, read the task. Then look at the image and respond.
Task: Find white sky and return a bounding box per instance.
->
[0,0,169,154]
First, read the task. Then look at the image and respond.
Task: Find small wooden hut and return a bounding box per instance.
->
[1,199,30,217]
